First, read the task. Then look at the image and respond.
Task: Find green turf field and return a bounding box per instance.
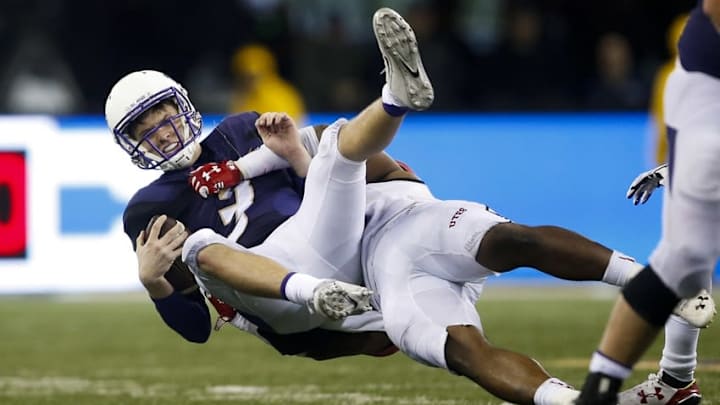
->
[0,286,717,404]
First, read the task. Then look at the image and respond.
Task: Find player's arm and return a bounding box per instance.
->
[704,0,720,30]
[134,215,187,298]
[126,214,213,343]
[188,123,324,197]
[189,119,419,197]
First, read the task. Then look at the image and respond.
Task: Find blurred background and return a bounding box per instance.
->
[0,0,694,115]
[1,0,715,294]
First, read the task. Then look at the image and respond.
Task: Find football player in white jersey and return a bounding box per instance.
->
[576,1,720,403]
[184,9,714,404]
[620,163,715,405]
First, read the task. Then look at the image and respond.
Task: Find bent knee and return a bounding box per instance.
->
[386,318,449,368]
[477,223,541,271]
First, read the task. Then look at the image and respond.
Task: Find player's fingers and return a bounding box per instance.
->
[626,186,636,199]
[136,231,146,247]
[255,115,269,130]
[168,231,187,250]
[640,191,651,205]
[635,191,645,205]
[162,222,185,241]
[148,215,167,240]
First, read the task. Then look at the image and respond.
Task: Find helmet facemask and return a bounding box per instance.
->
[113,87,203,170]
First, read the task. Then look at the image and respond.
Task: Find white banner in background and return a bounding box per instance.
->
[0,117,160,294]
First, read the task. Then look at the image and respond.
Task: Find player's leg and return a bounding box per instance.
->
[577,67,720,404]
[477,222,641,285]
[335,7,433,162]
[445,325,578,405]
[277,6,435,280]
[369,258,577,404]
[475,218,714,328]
[364,203,578,404]
[617,186,706,405]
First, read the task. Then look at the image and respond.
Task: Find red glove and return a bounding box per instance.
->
[188,160,242,198]
[205,293,239,331]
[395,160,415,174]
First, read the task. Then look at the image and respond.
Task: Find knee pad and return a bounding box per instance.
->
[623,266,680,327]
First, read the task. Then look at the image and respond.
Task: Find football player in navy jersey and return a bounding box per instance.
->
[104,7,433,358]
[576,1,720,404]
[106,70,393,354]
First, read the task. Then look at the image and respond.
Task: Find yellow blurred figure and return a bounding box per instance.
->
[651,14,688,164]
[229,44,306,124]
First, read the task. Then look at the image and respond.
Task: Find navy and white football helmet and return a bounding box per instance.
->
[105,70,203,170]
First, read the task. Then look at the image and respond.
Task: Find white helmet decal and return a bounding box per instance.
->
[105,70,203,170]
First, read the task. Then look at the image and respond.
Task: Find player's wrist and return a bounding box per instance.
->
[235,145,290,179]
[141,275,174,299]
[285,149,312,177]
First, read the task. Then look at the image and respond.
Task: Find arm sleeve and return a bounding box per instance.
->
[152,289,212,343]
[235,125,319,180]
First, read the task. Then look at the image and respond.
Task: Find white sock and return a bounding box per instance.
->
[589,350,632,380]
[382,83,406,107]
[533,378,579,405]
[601,250,643,287]
[282,273,322,305]
[659,315,699,382]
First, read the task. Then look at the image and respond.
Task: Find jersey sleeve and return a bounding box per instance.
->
[152,290,212,343]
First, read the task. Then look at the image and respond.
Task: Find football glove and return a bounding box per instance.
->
[188,160,242,198]
[205,292,239,331]
[310,280,373,320]
[626,163,668,205]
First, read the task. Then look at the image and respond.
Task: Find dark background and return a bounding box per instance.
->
[0,0,696,114]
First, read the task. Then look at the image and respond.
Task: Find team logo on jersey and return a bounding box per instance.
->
[449,207,467,228]
[0,151,27,258]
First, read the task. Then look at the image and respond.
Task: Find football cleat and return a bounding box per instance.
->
[373,7,434,110]
[673,289,716,328]
[310,280,373,320]
[618,372,701,405]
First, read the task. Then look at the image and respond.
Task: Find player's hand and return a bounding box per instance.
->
[310,280,373,320]
[626,163,668,205]
[255,112,305,161]
[136,215,187,286]
[188,160,243,198]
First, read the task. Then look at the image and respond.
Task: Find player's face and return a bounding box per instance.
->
[130,102,188,156]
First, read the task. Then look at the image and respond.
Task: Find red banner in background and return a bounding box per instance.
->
[0,152,27,258]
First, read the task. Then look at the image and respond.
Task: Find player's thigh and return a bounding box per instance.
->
[650,189,720,296]
[378,200,506,283]
[284,118,367,267]
[378,273,482,368]
[649,130,720,296]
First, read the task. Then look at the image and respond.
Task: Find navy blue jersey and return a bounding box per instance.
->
[679,0,720,79]
[123,112,303,248]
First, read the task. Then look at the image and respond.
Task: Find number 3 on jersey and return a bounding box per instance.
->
[218,181,255,242]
